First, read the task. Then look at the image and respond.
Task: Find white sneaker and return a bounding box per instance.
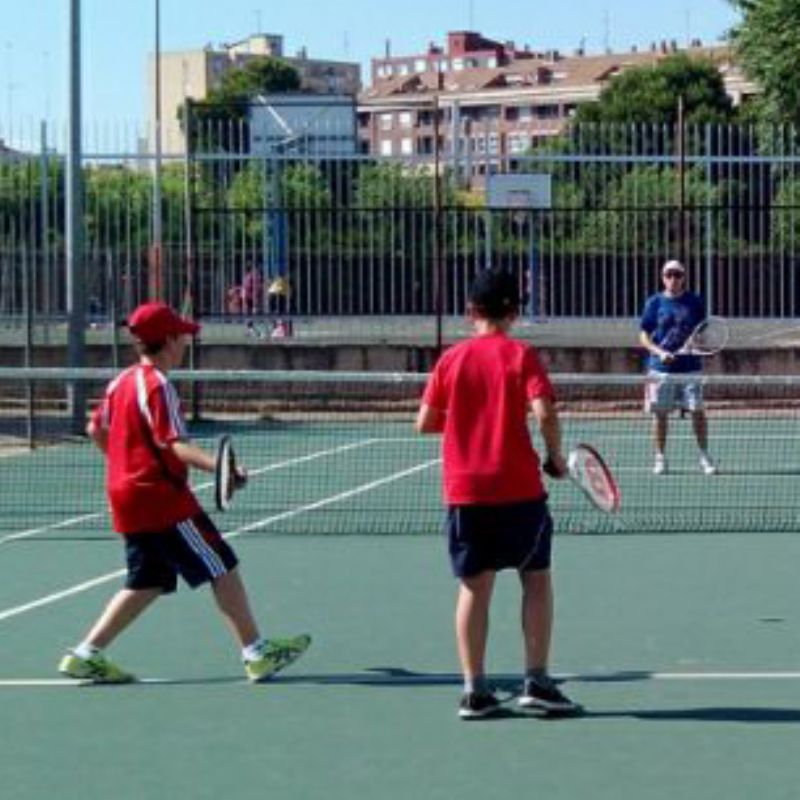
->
[700,455,718,476]
[653,454,667,475]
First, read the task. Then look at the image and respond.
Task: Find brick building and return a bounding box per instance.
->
[357,31,757,165]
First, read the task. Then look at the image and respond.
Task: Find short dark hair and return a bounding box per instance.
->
[468,268,520,319]
[133,339,166,356]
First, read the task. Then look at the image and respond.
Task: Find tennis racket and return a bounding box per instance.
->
[674,316,729,357]
[543,444,620,513]
[214,435,247,511]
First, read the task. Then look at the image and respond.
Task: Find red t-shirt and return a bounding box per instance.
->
[91,363,201,534]
[422,332,555,505]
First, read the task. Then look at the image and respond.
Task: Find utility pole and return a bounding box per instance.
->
[150,0,164,300]
[66,0,86,430]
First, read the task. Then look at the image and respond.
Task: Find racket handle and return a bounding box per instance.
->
[234,467,248,489]
[543,455,567,479]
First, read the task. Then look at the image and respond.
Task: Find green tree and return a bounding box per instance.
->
[729,0,800,127]
[574,165,724,256]
[182,56,301,152]
[574,54,735,125]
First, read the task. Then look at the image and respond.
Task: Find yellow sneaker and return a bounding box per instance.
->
[244,634,311,683]
[58,651,135,684]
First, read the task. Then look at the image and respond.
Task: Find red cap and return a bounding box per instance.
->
[127,302,200,344]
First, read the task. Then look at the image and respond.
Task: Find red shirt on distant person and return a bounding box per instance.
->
[422,332,554,505]
[91,362,200,533]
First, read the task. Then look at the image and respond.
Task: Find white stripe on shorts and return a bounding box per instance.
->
[176,519,227,579]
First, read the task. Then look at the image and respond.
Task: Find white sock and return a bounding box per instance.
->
[73,642,102,660]
[242,638,266,662]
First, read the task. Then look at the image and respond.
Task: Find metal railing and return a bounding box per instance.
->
[2,115,800,340]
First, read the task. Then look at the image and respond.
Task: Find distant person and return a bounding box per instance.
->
[267,274,293,338]
[639,260,717,476]
[416,268,582,720]
[58,302,310,683]
[241,265,264,316]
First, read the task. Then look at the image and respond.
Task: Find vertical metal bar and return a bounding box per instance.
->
[704,124,714,314]
[433,92,443,353]
[66,0,86,432]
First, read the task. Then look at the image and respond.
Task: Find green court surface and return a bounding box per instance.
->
[3,411,800,799]
[2,533,800,800]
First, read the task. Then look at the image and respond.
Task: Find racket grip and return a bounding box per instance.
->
[542,456,563,478]
[234,467,248,489]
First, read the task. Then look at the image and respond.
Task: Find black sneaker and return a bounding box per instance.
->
[458,691,501,720]
[518,680,583,716]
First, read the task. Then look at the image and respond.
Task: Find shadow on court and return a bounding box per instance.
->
[586,708,800,724]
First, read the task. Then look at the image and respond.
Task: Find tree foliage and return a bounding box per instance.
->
[182,56,301,152]
[729,0,800,127]
[574,54,735,125]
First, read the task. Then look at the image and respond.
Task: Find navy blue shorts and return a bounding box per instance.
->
[446,498,553,578]
[123,511,239,594]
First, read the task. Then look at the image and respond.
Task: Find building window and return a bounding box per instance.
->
[400,137,413,155]
[398,111,413,128]
[380,139,393,156]
[398,63,409,75]
[452,58,464,71]
[414,59,427,73]
[380,113,393,131]
[508,133,530,154]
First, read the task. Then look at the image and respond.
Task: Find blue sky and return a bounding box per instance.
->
[3,0,739,126]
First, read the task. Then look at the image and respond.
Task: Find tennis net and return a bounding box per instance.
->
[1,367,799,541]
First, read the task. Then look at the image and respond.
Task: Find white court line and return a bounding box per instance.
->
[0,457,441,624]
[0,438,380,545]
[231,458,440,535]
[3,670,800,688]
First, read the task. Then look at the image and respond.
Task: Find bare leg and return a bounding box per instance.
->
[83,588,162,649]
[455,571,495,681]
[211,567,260,647]
[691,410,709,452]
[654,412,668,456]
[520,569,553,671]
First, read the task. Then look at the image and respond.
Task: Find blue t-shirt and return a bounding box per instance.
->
[640,291,705,373]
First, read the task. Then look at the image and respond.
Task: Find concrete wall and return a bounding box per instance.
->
[2,343,797,375]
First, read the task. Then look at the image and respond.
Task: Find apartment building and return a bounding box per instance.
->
[148,33,361,154]
[358,31,758,164]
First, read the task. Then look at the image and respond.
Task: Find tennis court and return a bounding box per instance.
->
[2,370,800,799]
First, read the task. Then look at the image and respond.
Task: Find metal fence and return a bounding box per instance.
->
[2,116,800,341]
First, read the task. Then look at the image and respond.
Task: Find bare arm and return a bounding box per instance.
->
[415,404,445,434]
[531,396,567,478]
[639,330,674,364]
[86,418,109,454]
[171,440,216,473]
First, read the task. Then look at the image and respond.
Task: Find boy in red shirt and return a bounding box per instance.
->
[58,302,310,683]
[416,269,582,719]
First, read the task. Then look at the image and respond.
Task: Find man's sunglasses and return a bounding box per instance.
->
[664,271,685,279]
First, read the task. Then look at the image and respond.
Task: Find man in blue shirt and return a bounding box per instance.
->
[639,260,717,476]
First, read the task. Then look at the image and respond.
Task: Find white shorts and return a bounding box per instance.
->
[644,371,704,414]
